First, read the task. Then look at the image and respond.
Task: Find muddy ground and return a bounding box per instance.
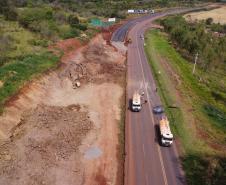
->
[0,34,126,185]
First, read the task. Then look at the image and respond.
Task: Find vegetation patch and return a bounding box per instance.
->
[203,104,226,129]
[182,154,226,185]
[17,6,86,41]
[145,29,226,185]
[117,89,126,185]
[0,17,44,66]
[160,16,226,131]
[0,52,59,112]
[161,16,226,73]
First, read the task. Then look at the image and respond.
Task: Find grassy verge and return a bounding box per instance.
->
[116,94,125,185]
[144,29,226,185]
[144,30,207,153]
[0,52,59,113]
[0,15,65,114]
[116,68,126,185]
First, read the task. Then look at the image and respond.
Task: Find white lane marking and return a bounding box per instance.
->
[136,31,169,185]
[145,173,149,185]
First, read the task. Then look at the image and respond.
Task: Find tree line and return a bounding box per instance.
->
[161,16,226,72]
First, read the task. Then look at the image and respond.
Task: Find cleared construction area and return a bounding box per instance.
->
[0,34,126,185]
[184,5,226,24]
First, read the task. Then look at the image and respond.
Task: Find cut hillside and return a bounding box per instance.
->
[0,34,126,185]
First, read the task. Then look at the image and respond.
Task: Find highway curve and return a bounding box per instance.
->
[111,9,203,185]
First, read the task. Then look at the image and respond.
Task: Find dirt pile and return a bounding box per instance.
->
[82,37,125,83]
[59,35,125,87]
[59,62,87,88]
[0,104,93,185]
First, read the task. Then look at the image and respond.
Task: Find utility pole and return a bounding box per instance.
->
[192,52,199,75]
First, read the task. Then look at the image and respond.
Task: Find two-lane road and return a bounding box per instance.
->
[125,17,185,185]
[111,9,202,185]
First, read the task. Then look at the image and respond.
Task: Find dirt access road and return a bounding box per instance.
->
[0,34,126,185]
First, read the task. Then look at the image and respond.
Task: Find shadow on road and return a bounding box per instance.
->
[154,124,161,145]
[128,98,132,111]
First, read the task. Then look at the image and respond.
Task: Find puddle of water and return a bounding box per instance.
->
[84,146,102,160]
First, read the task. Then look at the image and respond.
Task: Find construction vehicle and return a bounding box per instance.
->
[125,38,132,44]
[131,92,142,112]
[159,117,173,146]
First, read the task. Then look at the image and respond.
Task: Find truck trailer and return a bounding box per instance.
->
[131,92,142,112]
[159,117,173,146]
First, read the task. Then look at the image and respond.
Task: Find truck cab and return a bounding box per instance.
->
[161,132,173,146]
[159,117,173,146]
[131,92,141,112]
[150,9,155,14]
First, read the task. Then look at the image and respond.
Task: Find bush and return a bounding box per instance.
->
[54,11,67,24]
[206,17,213,25]
[204,104,226,128]
[68,14,79,27]
[161,16,226,71]
[28,39,49,47]
[4,7,18,21]
[28,21,42,32]
[0,0,18,21]
[0,34,15,66]
[183,155,226,185]
[61,27,80,39]
[18,7,53,28]
[210,23,226,33]
[74,24,87,31]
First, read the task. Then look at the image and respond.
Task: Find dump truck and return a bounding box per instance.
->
[131,92,142,112]
[159,117,173,146]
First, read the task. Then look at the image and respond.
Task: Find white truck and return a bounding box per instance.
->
[159,117,173,146]
[150,9,155,14]
[127,9,135,14]
[131,92,142,112]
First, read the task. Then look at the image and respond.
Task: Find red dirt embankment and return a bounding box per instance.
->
[102,24,123,44]
[49,38,83,63]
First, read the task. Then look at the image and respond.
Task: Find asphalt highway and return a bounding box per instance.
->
[111,7,205,42]
[111,13,162,42]
[111,9,204,185]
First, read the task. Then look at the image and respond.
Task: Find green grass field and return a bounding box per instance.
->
[0,10,98,114]
[145,29,226,185]
[0,52,59,113]
[0,17,45,59]
[0,17,59,113]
